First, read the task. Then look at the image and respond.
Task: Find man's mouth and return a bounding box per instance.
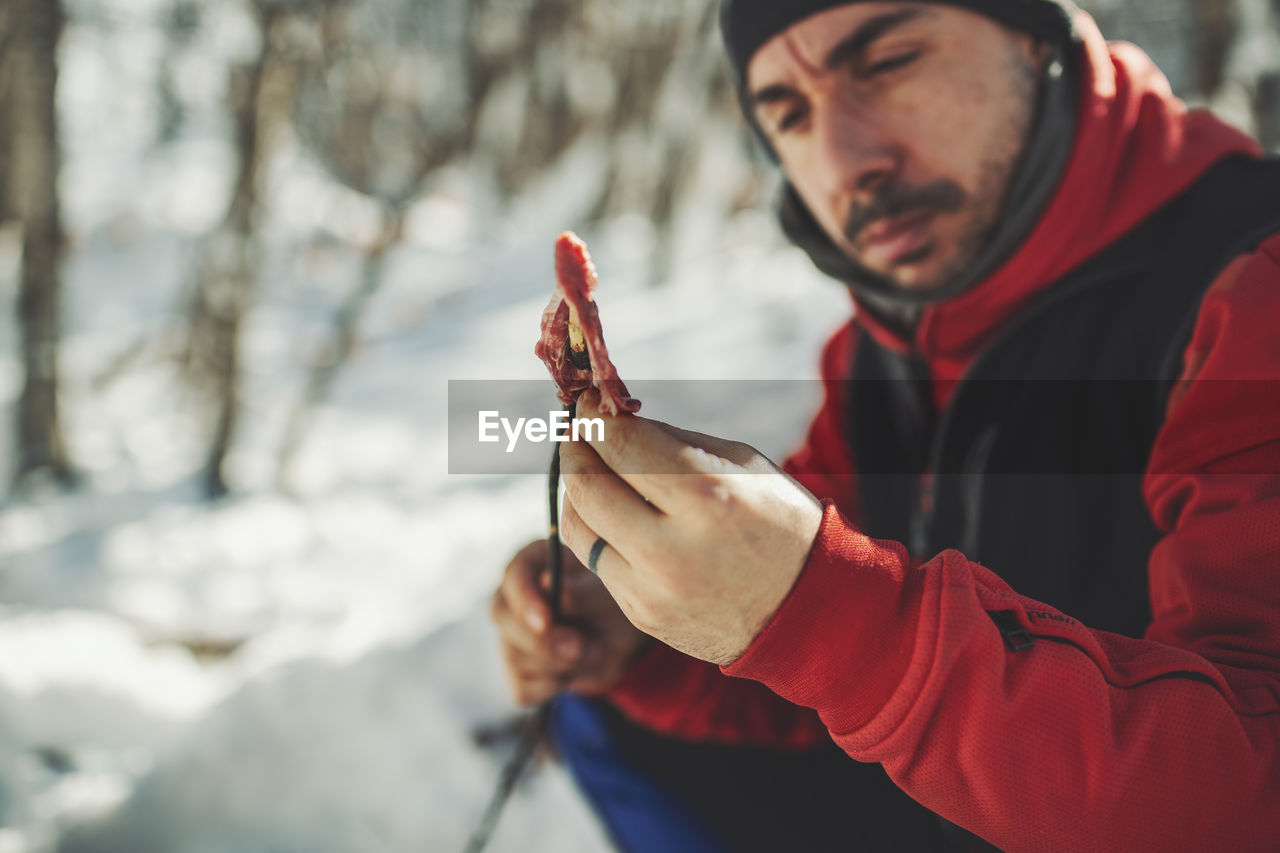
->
[857,211,936,268]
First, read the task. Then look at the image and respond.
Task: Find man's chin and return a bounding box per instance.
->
[861,244,956,293]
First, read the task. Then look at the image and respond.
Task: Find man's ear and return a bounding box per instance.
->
[1025,36,1053,76]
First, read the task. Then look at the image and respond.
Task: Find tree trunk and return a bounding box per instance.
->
[8,0,75,492]
[1189,0,1239,100]
[183,4,287,499]
[1255,0,1280,152]
[0,1,15,226]
[1255,71,1280,152]
[274,210,404,494]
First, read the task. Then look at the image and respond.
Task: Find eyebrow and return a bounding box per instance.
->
[749,8,927,108]
[823,8,924,70]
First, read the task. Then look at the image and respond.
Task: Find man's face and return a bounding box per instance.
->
[747,3,1047,292]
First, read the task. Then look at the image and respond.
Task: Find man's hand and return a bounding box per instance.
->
[559,390,824,666]
[492,538,651,706]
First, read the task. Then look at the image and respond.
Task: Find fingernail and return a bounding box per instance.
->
[554,635,580,660]
[526,609,546,633]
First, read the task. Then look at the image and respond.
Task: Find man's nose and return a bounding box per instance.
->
[812,99,899,203]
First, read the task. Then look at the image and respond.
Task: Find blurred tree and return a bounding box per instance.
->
[275,0,468,491]
[5,0,76,493]
[273,0,751,489]
[584,0,733,283]
[1258,71,1280,151]
[182,0,320,499]
[1254,0,1280,150]
[0,1,13,225]
[155,0,202,146]
[463,0,752,280]
[466,0,584,198]
[1184,0,1280,152]
[1081,0,1278,152]
[1190,0,1240,99]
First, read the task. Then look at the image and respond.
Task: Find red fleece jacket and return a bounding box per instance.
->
[604,12,1280,853]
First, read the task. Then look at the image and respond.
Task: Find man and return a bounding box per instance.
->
[491,1,1280,850]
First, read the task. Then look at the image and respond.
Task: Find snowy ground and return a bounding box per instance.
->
[0,204,847,853]
[0,15,850,844]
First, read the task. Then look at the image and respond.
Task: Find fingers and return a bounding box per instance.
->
[494,587,622,707]
[560,439,660,557]
[501,644,576,706]
[501,637,614,706]
[559,496,631,584]
[574,390,761,511]
[494,538,626,706]
[493,580,589,707]
[497,540,554,634]
[491,583,580,660]
[506,669,558,706]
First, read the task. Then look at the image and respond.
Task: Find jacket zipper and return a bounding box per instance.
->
[913,259,1153,556]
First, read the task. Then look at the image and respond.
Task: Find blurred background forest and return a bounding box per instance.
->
[3,0,1279,501]
[0,1,1278,851]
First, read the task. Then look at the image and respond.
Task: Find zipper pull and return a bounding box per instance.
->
[909,467,935,559]
[988,610,1035,652]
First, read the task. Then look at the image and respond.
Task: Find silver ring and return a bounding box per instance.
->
[587,537,608,575]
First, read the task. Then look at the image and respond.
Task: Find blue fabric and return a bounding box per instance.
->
[550,695,732,853]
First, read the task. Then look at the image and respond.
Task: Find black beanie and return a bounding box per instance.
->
[721,0,1078,88]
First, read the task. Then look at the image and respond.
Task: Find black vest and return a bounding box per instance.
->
[850,153,1280,640]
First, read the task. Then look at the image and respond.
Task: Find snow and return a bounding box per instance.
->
[0,204,844,851]
[0,6,850,850]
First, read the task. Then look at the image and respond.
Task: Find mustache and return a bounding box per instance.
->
[843,180,967,245]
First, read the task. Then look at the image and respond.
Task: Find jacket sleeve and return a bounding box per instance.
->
[721,239,1280,852]
[601,323,861,747]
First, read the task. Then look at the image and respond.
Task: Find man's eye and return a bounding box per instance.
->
[866,51,920,76]
[777,107,808,133]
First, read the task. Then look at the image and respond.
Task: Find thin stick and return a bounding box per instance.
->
[546,400,575,621]
[462,402,574,853]
[461,704,550,853]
